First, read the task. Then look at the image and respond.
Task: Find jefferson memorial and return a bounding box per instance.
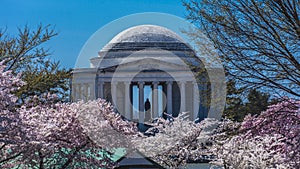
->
[72,25,212,122]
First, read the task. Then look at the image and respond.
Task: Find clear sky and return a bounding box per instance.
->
[1,0,187,69]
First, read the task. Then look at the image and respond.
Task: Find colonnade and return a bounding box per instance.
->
[72,80,200,121]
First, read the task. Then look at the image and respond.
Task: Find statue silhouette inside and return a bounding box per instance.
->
[144,98,151,122]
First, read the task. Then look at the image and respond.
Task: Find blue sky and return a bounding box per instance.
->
[1,0,187,69]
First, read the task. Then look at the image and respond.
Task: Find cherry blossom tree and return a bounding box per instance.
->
[239,99,300,168]
[135,99,299,168]
[211,98,300,168]
[0,60,138,168]
[0,60,26,167]
[211,134,287,169]
[134,113,220,168]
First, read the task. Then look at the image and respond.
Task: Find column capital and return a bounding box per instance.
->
[138,81,145,85]
[178,80,187,85]
[111,81,118,85]
[124,81,131,85]
[193,82,199,89]
[98,81,104,85]
[166,81,173,85]
[152,81,159,85]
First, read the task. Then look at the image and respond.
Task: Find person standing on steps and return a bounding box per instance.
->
[144,98,151,122]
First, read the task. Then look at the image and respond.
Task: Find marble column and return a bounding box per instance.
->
[98,81,104,99]
[179,81,186,112]
[72,84,77,101]
[111,82,117,106]
[152,81,159,118]
[84,83,89,101]
[78,84,82,100]
[138,81,145,123]
[124,81,131,119]
[203,82,208,117]
[193,82,199,119]
[167,81,173,116]
[90,83,95,100]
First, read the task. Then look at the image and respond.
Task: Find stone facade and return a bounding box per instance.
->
[72,25,211,122]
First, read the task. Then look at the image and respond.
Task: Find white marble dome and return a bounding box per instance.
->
[100,25,190,52]
[91,24,199,68]
[109,25,185,43]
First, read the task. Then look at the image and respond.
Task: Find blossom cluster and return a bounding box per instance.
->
[208,99,300,168]
[239,99,300,168]
[135,100,300,168]
[0,61,137,168]
[134,113,220,168]
[0,60,25,109]
[212,135,287,169]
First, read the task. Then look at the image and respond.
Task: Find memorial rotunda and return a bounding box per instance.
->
[72,25,211,122]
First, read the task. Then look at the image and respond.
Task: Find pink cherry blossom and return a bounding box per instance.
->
[0,61,137,168]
